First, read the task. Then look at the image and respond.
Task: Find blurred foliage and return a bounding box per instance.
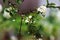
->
[0,0,60,39]
[3,0,5,3]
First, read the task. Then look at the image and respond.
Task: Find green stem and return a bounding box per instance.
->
[17,16,23,40]
[19,17,22,35]
[46,0,49,6]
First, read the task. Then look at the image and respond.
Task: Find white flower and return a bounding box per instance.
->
[37,6,46,13]
[25,19,29,23]
[38,38,43,40]
[3,10,11,19]
[6,8,10,11]
[12,19,15,22]
[29,15,32,19]
[25,17,29,23]
[10,36,17,40]
[6,7,12,11]
[9,7,12,10]
[0,4,3,13]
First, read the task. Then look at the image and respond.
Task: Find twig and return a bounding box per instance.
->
[46,0,49,5]
[46,5,60,9]
[46,0,60,9]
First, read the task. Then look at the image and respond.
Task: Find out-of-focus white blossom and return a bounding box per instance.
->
[28,32,30,34]
[37,6,46,13]
[33,21,36,23]
[25,15,32,23]
[56,11,60,21]
[41,35,43,37]
[15,10,18,12]
[9,7,13,10]
[10,36,17,40]
[6,7,12,11]
[25,19,29,23]
[3,10,11,19]
[34,35,36,38]
[25,17,29,23]
[29,15,32,19]
[38,38,43,40]
[30,21,32,23]
[6,8,10,11]
[37,6,47,17]
[50,35,55,40]
[0,4,3,13]
[12,19,15,22]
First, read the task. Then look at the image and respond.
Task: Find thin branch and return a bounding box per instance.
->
[46,0,60,9]
[46,0,49,5]
[46,6,60,8]
[19,17,22,35]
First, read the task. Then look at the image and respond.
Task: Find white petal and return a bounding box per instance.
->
[29,15,32,18]
[37,6,46,13]
[38,38,43,40]
[6,8,10,11]
[12,19,15,22]
[3,11,11,19]
[25,19,29,23]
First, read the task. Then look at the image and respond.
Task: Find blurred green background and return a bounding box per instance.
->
[0,0,60,40]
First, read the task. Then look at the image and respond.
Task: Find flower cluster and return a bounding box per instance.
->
[3,10,11,19]
[25,15,32,23]
[37,6,47,17]
[3,7,12,19]
[3,6,17,19]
